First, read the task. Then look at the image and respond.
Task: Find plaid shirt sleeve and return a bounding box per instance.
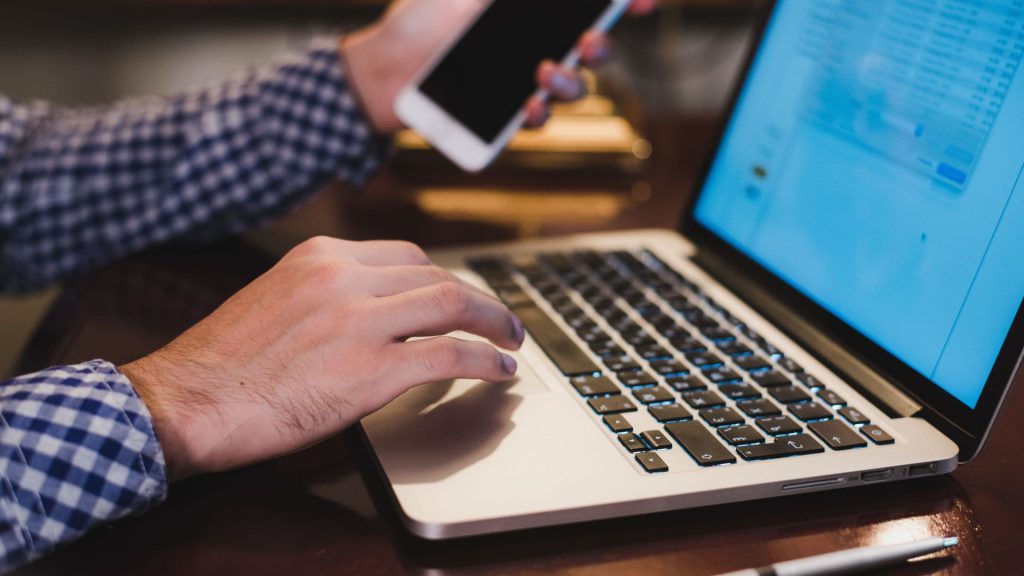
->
[0,361,166,573]
[0,38,389,572]
[0,37,388,293]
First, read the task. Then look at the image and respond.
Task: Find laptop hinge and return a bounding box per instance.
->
[694,250,923,419]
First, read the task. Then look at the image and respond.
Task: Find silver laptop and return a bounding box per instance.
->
[359,0,1024,539]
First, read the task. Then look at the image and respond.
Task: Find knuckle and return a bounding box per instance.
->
[422,338,461,376]
[292,235,335,258]
[434,281,471,317]
[426,266,455,284]
[395,241,430,265]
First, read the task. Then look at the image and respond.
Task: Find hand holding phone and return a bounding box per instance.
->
[395,0,633,172]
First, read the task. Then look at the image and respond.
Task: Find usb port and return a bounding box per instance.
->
[908,463,938,477]
[861,468,894,482]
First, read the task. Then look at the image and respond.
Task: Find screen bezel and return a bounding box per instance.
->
[677,0,1024,460]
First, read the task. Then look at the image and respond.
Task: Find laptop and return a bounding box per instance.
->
[359,0,1024,539]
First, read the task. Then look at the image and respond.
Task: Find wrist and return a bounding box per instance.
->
[120,356,204,482]
[340,30,405,135]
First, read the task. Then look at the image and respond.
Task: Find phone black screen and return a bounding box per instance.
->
[420,0,613,143]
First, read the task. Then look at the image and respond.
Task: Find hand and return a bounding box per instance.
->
[343,0,657,133]
[120,237,524,481]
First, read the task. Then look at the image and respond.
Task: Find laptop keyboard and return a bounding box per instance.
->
[467,249,896,474]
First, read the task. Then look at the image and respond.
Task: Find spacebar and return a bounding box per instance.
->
[515,305,600,376]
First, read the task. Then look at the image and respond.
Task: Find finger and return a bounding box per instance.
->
[537,61,586,102]
[364,265,497,300]
[372,281,524,350]
[628,0,657,15]
[389,337,518,386]
[579,31,612,67]
[523,97,551,129]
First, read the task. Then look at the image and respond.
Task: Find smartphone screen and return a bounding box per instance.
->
[420,0,613,144]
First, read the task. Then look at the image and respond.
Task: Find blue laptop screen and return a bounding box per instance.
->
[694,0,1024,409]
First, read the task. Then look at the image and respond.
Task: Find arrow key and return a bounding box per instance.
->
[809,419,868,450]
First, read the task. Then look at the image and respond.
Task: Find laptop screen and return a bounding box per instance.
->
[693,0,1024,410]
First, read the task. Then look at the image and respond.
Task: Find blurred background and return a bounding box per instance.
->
[0,0,766,377]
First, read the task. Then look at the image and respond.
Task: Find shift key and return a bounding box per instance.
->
[516,305,600,376]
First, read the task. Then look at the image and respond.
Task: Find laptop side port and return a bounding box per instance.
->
[908,462,939,477]
[860,468,894,482]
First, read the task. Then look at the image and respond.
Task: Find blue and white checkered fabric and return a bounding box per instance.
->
[0,38,386,572]
[0,361,165,572]
[0,38,385,293]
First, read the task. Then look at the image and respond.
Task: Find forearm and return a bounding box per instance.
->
[0,361,167,572]
[0,38,389,293]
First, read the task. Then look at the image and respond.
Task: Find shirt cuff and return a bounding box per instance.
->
[306,37,393,187]
[0,360,167,569]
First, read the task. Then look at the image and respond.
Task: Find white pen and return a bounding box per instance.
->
[714,535,959,576]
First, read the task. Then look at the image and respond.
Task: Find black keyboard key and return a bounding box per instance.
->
[669,335,706,353]
[633,386,674,405]
[699,325,734,341]
[603,355,641,372]
[649,404,692,423]
[619,433,646,452]
[719,425,765,446]
[603,414,633,433]
[839,406,870,425]
[737,434,825,460]
[719,382,761,400]
[664,421,737,466]
[769,385,812,404]
[650,359,689,376]
[778,357,805,374]
[467,256,508,273]
[516,305,600,376]
[554,301,585,317]
[735,355,772,372]
[624,332,657,348]
[618,371,657,388]
[682,310,719,328]
[681,390,726,409]
[570,375,620,397]
[788,401,834,422]
[704,367,743,384]
[636,345,672,361]
[636,304,662,318]
[641,430,673,450]
[738,399,781,417]
[666,374,707,392]
[635,451,669,473]
[752,371,791,387]
[756,415,803,436]
[588,396,638,415]
[495,287,535,309]
[686,351,725,368]
[817,389,848,406]
[717,341,753,357]
[860,424,895,445]
[700,407,745,427]
[809,419,868,450]
[795,372,825,389]
[589,341,625,357]
[668,297,698,312]
[568,316,598,332]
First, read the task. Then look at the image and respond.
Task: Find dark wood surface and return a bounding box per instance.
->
[13,115,1024,575]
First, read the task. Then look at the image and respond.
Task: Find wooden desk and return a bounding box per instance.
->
[13,116,1023,576]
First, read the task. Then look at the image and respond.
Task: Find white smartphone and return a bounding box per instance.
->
[395,0,632,172]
